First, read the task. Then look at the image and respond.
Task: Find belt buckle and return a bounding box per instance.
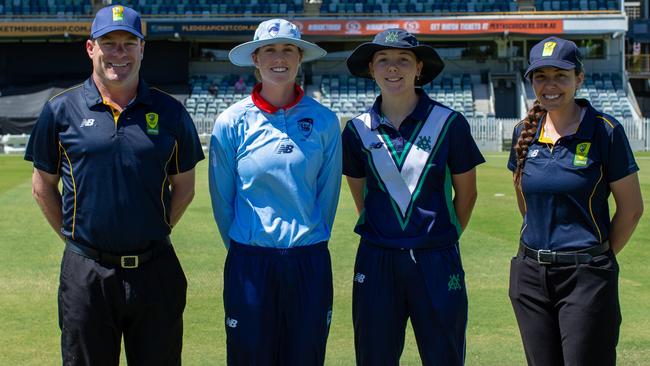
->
[537,249,553,264]
[120,255,139,268]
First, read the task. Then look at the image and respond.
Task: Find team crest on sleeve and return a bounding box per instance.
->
[297,118,313,138]
[573,142,591,166]
[145,113,159,135]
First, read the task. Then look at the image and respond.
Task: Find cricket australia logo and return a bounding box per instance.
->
[542,41,557,57]
[448,274,462,291]
[573,142,591,167]
[145,112,159,135]
[415,135,432,152]
[385,31,399,43]
[112,6,124,21]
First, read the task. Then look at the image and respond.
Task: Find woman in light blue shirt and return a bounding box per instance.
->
[208,19,342,366]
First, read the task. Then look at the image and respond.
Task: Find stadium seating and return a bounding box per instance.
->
[318,73,475,117]
[0,0,621,17]
[534,0,619,11]
[318,0,620,14]
[125,0,304,16]
[185,74,257,130]
[526,73,634,119]
[423,74,476,117]
[577,73,635,119]
[318,75,379,116]
[0,0,92,17]
[319,0,516,14]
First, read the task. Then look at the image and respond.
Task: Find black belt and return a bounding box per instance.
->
[65,237,171,269]
[519,241,610,265]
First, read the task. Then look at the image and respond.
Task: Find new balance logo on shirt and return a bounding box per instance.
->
[276,144,295,154]
[354,273,366,283]
[80,118,95,127]
[226,317,238,328]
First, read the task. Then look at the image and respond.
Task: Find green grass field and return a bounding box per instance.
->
[1,153,648,365]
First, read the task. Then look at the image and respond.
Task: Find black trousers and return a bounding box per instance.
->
[58,245,187,366]
[509,250,621,366]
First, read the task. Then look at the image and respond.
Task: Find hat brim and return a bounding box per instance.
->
[346,43,444,86]
[524,59,576,79]
[91,25,144,40]
[228,37,327,67]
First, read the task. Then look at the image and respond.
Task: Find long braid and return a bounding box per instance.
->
[514,100,546,186]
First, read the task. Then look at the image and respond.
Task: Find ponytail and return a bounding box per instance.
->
[514,100,546,186]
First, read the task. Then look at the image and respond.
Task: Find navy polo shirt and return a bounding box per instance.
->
[508,99,638,251]
[342,90,485,249]
[25,77,204,252]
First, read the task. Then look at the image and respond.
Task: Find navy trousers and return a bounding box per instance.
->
[509,249,621,366]
[353,241,468,366]
[223,241,333,366]
[58,245,186,366]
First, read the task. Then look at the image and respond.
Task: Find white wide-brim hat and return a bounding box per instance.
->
[229,19,327,67]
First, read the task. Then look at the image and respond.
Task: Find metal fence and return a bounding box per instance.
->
[2,118,650,154]
[467,118,650,152]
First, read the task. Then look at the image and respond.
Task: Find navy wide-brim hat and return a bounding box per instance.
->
[346,28,444,86]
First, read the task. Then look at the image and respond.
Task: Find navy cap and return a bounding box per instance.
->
[90,5,143,40]
[346,28,444,86]
[524,37,583,78]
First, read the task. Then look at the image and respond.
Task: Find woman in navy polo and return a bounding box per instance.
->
[342,29,484,366]
[508,37,643,365]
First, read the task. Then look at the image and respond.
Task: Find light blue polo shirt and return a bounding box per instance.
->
[209,86,342,248]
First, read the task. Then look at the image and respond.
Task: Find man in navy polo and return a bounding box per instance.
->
[25,5,204,365]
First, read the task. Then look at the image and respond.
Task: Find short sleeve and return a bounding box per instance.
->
[605,124,639,183]
[447,113,485,174]
[507,123,523,172]
[342,121,366,178]
[169,107,205,175]
[24,102,61,174]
